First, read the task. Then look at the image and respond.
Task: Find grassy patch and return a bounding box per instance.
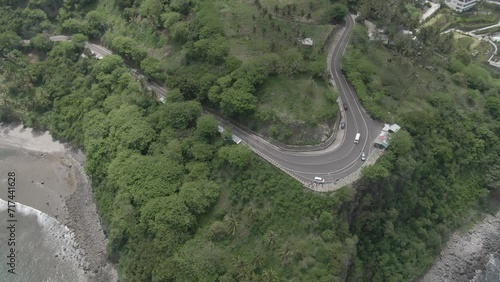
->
[220,0,333,62]
[345,41,485,118]
[422,13,444,28]
[453,33,494,63]
[244,74,338,144]
[259,0,334,23]
[426,4,500,32]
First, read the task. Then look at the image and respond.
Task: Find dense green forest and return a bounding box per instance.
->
[1,0,500,281]
[95,0,344,144]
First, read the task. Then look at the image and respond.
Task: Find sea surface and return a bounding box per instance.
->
[473,254,500,282]
[0,199,87,282]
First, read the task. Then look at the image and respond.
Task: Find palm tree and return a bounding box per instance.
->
[252,251,264,270]
[225,213,240,236]
[278,243,295,266]
[262,269,278,282]
[264,230,277,247]
[232,255,245,269]
[232,256,250,281]
[245,204,258,221]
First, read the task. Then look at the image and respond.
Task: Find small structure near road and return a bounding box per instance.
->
[491,33,500,42]
[420,1,441,22]
[217,125,242,144]
[373,123,401,149]
[90,50,104,60]
[402,29,417,40]
[299,38,314,46]
[365,20,389,42]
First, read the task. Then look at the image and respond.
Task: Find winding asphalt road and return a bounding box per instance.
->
[25,15,382,185]
[221,15,382,184]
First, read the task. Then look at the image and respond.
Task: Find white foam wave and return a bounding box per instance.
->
[1,198,89,281]
[0,198,7,211]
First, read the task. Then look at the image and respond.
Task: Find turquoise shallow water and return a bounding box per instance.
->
[0,199,88,282]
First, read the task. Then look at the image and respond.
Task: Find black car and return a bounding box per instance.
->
[341,69,346,75]
[343,103,348,111]
[340,122,345,129]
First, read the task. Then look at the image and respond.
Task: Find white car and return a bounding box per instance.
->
[361,152,366,161]
[314,177,325,184]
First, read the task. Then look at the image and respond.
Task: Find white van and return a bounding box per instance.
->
[232,135,242,144]
[314,177,325,184]
[354,133,360,144]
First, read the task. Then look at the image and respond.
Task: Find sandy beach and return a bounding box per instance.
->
[0,147,74,222]
[0,123,118,281]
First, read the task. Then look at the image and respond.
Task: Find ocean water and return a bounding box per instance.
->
[0,198,88,282]
[473,254,500,282]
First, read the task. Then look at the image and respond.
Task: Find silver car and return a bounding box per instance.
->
[314,177,325,184]
[361,152,366,161]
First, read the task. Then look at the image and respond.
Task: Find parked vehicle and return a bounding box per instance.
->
[341,122,345,129]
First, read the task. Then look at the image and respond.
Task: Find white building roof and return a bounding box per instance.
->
[382,124,401,133]
[491,36,500,42]
[389,124,401,132]
[300,38,313,46]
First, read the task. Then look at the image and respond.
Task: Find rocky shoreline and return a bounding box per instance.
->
[63,148,118,282]
[419,211,500,282]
